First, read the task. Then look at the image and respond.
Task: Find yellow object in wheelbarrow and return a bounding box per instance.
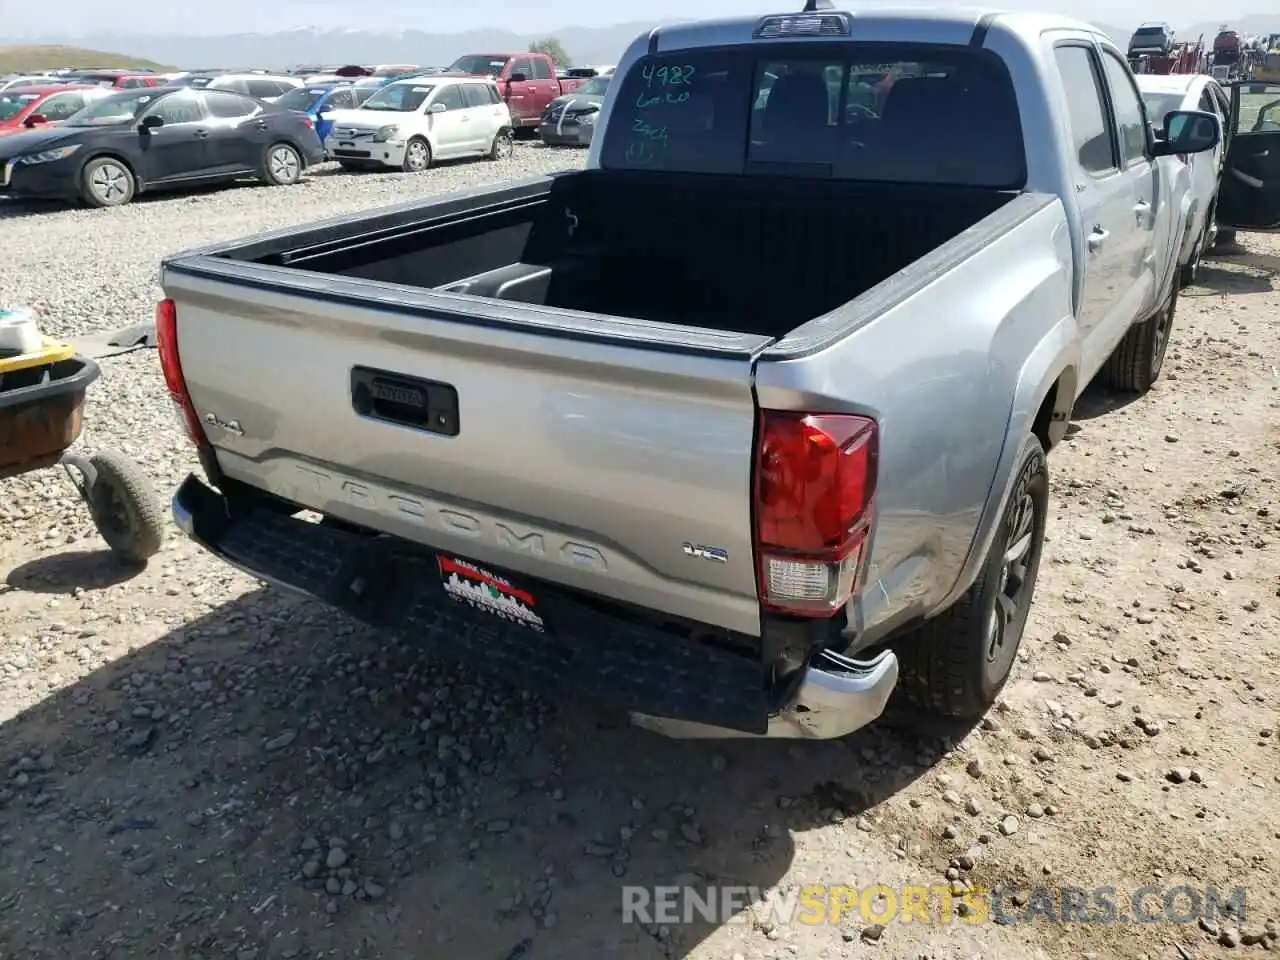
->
[0,337,165,564]
[0,335,77,375]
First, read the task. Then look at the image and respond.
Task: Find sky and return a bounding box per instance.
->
[4,0,1266,36]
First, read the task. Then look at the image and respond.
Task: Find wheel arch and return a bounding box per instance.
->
[929,318,1077,621]
[79,150,146,193]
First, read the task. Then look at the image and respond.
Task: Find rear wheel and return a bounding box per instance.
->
[488,129,514,160]
[401,137,431,172]
[897,434,1049,718]
[1212,227,1238,250]
[261,143,302,186]
[80,157,135,208]
[1102,284,1178,393]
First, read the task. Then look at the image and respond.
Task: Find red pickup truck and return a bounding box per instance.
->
[443,52,587,128]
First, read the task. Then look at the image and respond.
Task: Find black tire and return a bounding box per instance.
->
[86,450,165,564]
[80,157,135,208]
[1212,228,1237,250]
[897,434,1049,718]
[401,137,431,172]
[488,128,514,160]
[1101,284,1178,393]
[261,142,303,186]
[1179,222,1203,288]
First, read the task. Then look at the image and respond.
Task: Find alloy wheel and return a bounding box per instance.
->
[269,147,300,183]
[90,162,129,204]
[1150,299,1173,380]
[984,487,1038,681]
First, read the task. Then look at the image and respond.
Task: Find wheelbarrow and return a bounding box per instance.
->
[0,335,165,563]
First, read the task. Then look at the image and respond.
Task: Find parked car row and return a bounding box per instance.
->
[0,75,525,208]
[0,86,323,207]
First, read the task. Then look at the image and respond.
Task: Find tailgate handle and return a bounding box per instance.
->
[350,367,459,437]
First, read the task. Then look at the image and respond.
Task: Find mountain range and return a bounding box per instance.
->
[11,14,1279,71]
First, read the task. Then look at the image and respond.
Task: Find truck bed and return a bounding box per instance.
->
[213,170,1016,339]
[161,171,1049,650]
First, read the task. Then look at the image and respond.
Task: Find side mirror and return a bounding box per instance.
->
[23,113,48,127]
[429,102,447,113]
[1152,109,1220,156]
[140,114,165,130]
[508,72,528,83]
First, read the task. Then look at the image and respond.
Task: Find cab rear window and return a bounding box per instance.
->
[599,42,1026,188]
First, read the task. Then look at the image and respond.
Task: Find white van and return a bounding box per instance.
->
[324,76,514,171]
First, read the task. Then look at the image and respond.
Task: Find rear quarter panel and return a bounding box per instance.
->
[754,195,1077,648]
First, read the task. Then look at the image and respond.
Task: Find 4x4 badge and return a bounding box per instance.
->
[682,542,728,563]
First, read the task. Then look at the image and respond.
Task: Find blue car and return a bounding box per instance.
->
[273,82,373,148]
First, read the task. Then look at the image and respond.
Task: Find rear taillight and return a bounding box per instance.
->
[753,411,878,617]
[155,298,209,452]
[302,116,314,129]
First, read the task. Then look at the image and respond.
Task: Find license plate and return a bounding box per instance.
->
[339,141,353,148]
[437,555,544,632]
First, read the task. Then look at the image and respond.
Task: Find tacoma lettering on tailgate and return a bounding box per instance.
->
[294,464,609,572]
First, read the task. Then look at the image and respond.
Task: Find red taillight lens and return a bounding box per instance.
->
[303,116,314,128]
[155,298,209,451]
[753,411,878,617]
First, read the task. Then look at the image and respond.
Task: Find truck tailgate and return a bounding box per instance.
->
[163,266,769,636]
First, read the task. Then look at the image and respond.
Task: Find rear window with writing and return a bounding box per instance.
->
[598,49,749,174]
[599,43,1025,187]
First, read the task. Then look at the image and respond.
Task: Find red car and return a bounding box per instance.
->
[0,84,109,136]
[113,75,164,89]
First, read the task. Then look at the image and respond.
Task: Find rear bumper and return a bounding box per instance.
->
[172,474,898,740]
[536,122,593,147]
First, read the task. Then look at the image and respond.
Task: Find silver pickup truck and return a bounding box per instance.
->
[158,4,1220,740]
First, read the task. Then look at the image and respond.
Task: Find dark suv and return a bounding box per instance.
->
[1129,22,1175,56]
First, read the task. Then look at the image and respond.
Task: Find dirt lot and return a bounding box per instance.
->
[0,176,1277,960]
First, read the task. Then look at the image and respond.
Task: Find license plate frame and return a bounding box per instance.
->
[436,554,545,632]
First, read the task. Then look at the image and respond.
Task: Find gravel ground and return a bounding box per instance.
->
[0,150,1277,960]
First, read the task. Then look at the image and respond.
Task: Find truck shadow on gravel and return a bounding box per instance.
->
[5,548,146,594]
[0,582,963,960]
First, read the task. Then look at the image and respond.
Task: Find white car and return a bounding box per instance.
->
[203,73,304,103]
[324,76,514,172]
[1136,72,1230,284]
[0,75,57,92]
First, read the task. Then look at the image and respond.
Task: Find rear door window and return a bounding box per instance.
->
[599,44,1025,187]
[246,79,286,99]
[205,90,259,119]
[461,84,491,108]
[35,92,86,120]
[431,85,466,111]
